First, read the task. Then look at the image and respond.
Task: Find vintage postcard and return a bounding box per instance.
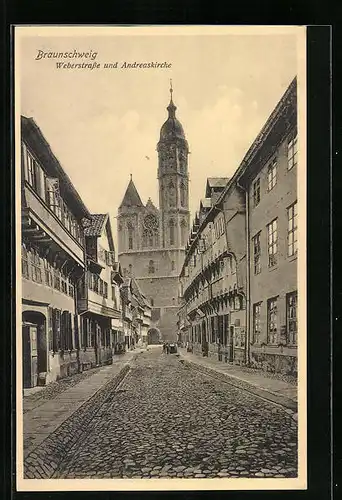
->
[15,25,307,491]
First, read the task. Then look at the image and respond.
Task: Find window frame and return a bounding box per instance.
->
[253,232,261,275]
[267,218,278,268]
[27,152,39,191]
[30,249,42,283]
[288,133,298,170]
[267,157,277,192]
[252,302,262,344]
[287,201,298,257]
[286,291,298,345]
[253,177,261,207]
[22,244,29,279]
[267,296,278,344]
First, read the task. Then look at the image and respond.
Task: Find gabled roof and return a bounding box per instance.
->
[83,214,107,237]
[119,178,144,208]
[205,177,230,198]
[200,198,212,209]
[82,213,115,252]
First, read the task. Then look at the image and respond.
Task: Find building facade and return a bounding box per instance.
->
[179,176,247,364]
[238,78,298,375]
[179,77,298,376]
[77,213,124,370]
[117,85,190,342]
[21,116,90,387]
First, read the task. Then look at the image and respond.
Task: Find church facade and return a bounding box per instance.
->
[117,87,190,342]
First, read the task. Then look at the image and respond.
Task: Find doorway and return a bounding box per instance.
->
[147,328,161,344]
[22,311,47,388]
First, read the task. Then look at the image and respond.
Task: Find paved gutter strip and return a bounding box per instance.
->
[24,363,131,479]
[179,358,298,415]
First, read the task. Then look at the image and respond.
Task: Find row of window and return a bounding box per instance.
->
[88,272,108,298]
[22,246,75,297]
[253,134,297,207]
[47,308,77,352]
[253,201,297,273]
[190,315,245,348]
[49,312,113,352]
[122,259,176,277]
[252,291,297,345]
[126,219,188,250]
[24,145,83,245]
[214,217,225,239]
[81,317,111,349]
[188,291,243,311]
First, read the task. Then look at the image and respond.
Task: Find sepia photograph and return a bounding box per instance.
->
[15,25,306,491]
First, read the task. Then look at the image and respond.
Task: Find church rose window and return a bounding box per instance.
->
[143,214,158,231]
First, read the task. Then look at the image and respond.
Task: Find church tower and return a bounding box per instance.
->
[157,81,190,250]
[117,82,190,342]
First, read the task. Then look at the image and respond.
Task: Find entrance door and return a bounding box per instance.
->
[229,325,234,362]
[23,323,38,388]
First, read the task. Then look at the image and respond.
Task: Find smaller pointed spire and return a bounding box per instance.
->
[119,176,144,209]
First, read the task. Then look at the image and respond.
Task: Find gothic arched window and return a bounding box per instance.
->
[168,180,176,207]
[171,261,175,271]
[148,260,155,274]
[127,222,134,250]
[180,182,186,207]
[180,219,188,246]
[169,219,175,246]
[142,214,159,248]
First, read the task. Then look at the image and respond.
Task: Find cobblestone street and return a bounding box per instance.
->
[55,347,297,479]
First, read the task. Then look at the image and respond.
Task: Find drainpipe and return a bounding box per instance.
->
[236,177,250,365]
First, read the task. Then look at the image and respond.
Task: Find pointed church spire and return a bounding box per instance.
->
[119,176,144,208]
[167,79,177,118]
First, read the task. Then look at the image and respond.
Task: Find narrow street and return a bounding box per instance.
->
[54,347,297,479]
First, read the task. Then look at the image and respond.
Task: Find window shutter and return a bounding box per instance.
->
[52,308,57,352]
[61,311,67,350]
[68,312,73,350]
[74,314,79,350]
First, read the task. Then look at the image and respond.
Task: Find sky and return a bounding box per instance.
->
[18,27,300,249]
